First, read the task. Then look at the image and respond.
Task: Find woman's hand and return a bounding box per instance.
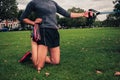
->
[23,18,42,26]
[34,18,42,24]
[83,11,93,18]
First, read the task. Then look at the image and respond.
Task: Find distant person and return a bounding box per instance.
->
[20,0,93,72]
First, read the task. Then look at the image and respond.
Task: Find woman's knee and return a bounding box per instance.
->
[37,63,45,68]
[49,47,60,65]
[51,58,60,65]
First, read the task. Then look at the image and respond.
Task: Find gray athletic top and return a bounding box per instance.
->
[20,0,70,29]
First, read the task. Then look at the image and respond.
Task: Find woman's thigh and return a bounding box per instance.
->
[31,40,38,59]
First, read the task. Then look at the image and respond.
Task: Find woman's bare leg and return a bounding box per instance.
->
[31,39,38,67]
[45,46,60,64]
[37,45,48,71]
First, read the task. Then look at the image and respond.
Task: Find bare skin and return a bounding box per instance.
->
[115,71,120,76]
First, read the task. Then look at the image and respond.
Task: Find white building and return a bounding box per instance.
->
[0,20,20,29]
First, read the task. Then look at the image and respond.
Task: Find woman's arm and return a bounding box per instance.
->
[19,1,36,25]
[54,1,93,18]
[23,18,42,26]
[23,18,35,25]
[70,13,85,18]
[70,11,93,18]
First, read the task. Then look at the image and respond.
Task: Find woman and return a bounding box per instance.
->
[20,0,92,72]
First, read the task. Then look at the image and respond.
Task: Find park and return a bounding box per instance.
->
[0,27,120,80]
[0,0,120,80]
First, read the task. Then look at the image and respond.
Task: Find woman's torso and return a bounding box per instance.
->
[33,0,58,29]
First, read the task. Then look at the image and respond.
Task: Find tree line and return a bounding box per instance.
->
[0,0,120,30]
[103,0,120,27]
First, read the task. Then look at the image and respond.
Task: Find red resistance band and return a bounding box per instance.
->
[33,24,41,42]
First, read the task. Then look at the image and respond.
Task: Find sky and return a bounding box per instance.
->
[17,0,114,21]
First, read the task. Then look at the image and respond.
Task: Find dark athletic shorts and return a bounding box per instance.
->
[31,28,60,48]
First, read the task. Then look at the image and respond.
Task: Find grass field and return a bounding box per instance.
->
[0,27,120,80]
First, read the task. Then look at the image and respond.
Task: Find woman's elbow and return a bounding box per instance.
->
[18,17,24,23]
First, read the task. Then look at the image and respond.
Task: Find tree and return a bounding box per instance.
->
[0,0,18,20]
[103,0,120,27]
[113,0,120,27]
[0,0,18,27]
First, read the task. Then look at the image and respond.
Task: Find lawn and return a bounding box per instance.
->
[0,27,120,80]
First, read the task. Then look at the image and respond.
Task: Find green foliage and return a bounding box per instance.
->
[68,7,85,13]
[0,0,18,20]
[0,27,120,80]
[104,0,120,27]
[93,21,102,27]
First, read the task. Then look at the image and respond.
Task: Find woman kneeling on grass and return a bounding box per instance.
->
[20,0,93,72]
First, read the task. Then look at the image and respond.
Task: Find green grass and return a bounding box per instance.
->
[0,27,120,80]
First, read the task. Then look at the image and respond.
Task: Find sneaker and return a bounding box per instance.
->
[19,51,32,63]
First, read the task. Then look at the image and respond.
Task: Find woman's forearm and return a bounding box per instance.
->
[23,18,42,26]
[70,11,92,18]
[70,12,85,18]
[23,18,35,26]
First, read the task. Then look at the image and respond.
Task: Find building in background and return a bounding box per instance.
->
[0,19,20,30]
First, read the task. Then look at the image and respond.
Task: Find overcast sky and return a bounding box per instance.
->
[17,0,114,20]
